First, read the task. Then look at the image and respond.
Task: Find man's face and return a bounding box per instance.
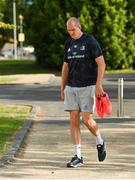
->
[67,23,80,39]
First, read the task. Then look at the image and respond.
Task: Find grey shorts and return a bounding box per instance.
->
[64,85,95,113]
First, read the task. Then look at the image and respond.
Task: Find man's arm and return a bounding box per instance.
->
[61,62,69,100]
[95,55,106,97]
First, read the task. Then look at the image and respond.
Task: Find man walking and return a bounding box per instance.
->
[61,17,106,168]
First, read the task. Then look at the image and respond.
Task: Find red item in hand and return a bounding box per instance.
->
[96,92,112,118]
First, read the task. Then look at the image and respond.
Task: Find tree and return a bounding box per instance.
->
[0,0,13,48]
[28,0,130,69]
[25,0,66,68]
[0,0,25,49]
[25,0,94,67]
[126,0,135,69]
[88,0,128,69]
[1,0,134,70]
[79,3,94,33]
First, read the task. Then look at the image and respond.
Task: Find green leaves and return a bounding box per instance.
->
[89,0,128,69]
[79,4,94,33]
[0,0,135,70]
[0,22,14,29]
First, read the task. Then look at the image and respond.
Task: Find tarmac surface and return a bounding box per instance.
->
[0,73,135,180]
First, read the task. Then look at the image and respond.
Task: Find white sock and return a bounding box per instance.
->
[74,144,81,159]
[96,134,104,145]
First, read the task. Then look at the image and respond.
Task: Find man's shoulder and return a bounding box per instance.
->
[65,36,72,43]
[83,33,96,42]
[64,37,72,47]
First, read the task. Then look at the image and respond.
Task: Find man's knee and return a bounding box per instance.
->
[82,113,94,126]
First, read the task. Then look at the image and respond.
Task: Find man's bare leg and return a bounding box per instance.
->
[82,112,106,161]
[69,110,82,159]
[82,112,103,144]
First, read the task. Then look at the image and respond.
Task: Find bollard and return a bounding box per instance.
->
[117,78,124,117]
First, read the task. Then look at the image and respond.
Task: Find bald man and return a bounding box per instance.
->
[61,17,106,168]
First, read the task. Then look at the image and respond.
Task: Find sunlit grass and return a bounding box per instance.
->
[0,59,60,75]
[0,104,31,158]
[0,77,18,83]
[105,68,135,74]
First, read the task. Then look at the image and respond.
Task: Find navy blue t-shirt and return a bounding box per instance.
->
[63,33,103,87]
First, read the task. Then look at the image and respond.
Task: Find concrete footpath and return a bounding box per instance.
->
[0,74,135,180]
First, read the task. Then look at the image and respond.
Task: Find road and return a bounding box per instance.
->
[0,83,134,101]
[0,74,134,117]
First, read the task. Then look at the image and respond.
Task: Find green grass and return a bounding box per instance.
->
[0,105,31,158]
[0,59,61,75]
[105,68,135,74]
[0,77,18,84]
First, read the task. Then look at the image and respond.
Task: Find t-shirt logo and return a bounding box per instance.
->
[73,52,77,55]
[68,48,71,52]
[80,45,85,51]
[74,45,77,48]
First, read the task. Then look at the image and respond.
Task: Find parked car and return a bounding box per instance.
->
[0,49,13,58]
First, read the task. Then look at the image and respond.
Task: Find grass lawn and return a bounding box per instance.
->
[105,68,135,74]
[0,59,61,75]
[0,77,18,84]
[0,104,31,158]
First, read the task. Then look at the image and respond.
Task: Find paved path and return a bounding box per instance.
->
[0,74,135,180]
[0,114,135,180]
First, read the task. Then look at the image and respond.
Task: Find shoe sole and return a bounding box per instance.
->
[67,162,83,168]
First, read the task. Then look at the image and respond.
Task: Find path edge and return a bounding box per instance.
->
[0,105,39,167]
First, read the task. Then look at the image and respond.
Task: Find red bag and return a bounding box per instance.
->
[96,92,112,118]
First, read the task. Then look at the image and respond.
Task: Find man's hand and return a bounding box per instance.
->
[95,83,105,98]
[95,56,106,97]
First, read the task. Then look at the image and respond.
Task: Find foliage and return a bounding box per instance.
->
[0,22,14,29]
[28,0,66,68]
[126,0,135,69]
[0,0,135,70]
[0,0,4,21]
[0,0,25,48]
